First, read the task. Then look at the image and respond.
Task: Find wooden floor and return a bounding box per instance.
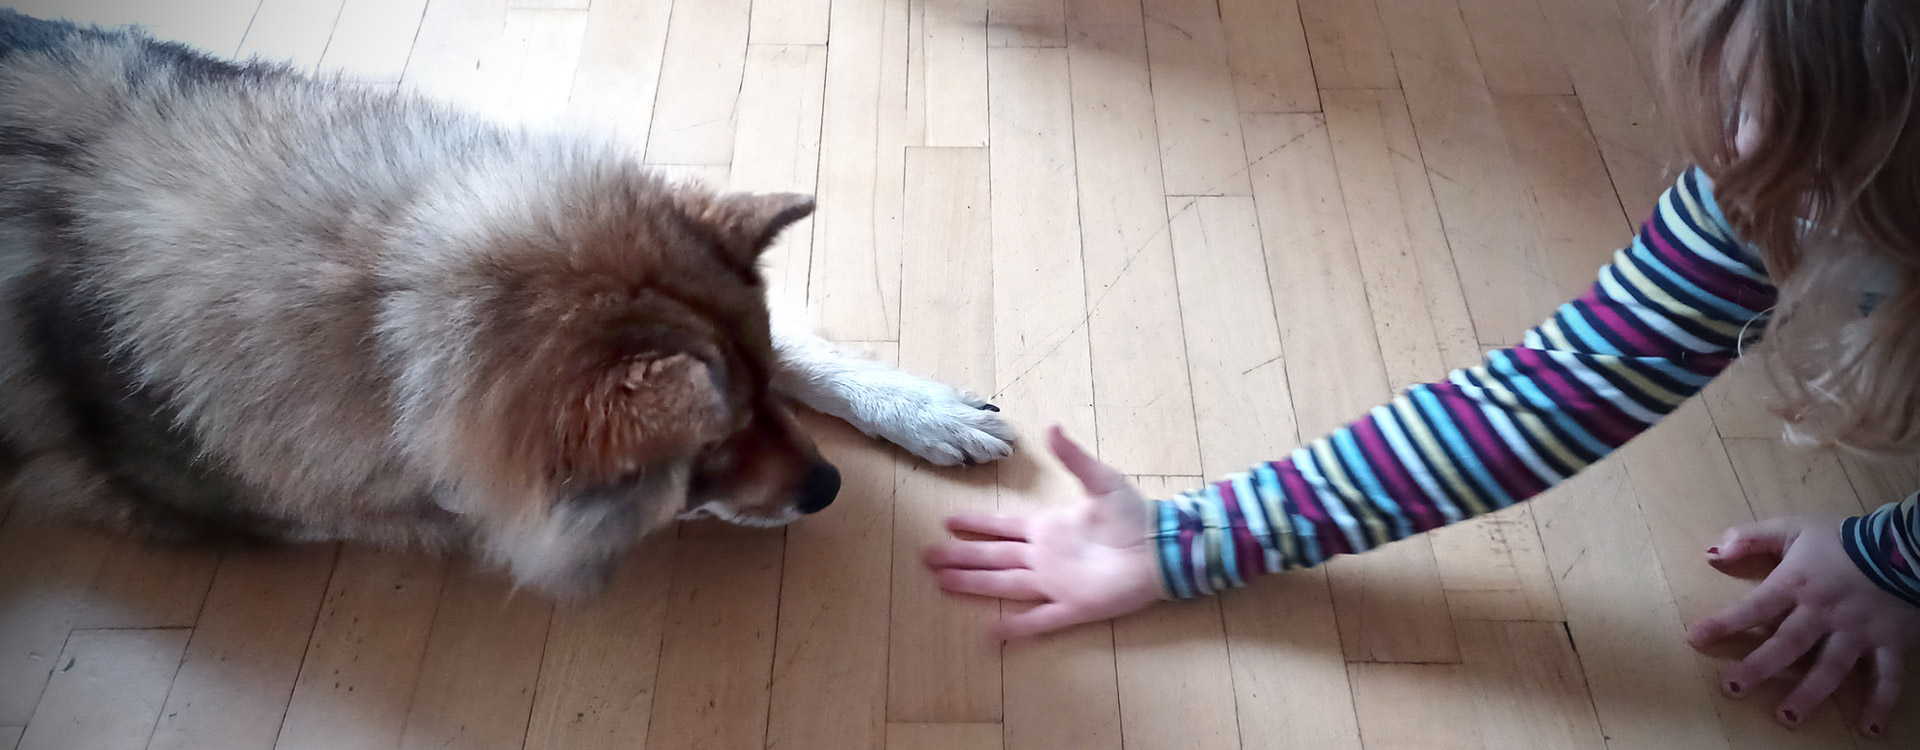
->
[2,0,1917,748]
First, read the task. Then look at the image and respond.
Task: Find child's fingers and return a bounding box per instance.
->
[923,540,1030,571]
[935,569,1046,602]
[1689,580,1793,647]
[945,513,1029,541]
[1714,518,1802,562]
[1724,608,1825,697]
[1858,649,1902,739]
[992,602,1087,642]
[1775,636,1864,728]
[1048,425,1127,496]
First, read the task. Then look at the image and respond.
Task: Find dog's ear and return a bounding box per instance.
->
[452,346,737,500]
[680,191,816,268]
[567,351,734,478]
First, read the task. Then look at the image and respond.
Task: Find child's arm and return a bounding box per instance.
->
[927,166,1920,735]
[1845,494,1920,609]
[1154,167,1772,595]
[929,166,1770,624]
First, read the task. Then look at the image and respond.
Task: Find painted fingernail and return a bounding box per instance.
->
[1707,546,1720,555]
[1725,680,1744,696]
[979,403,1001,412]
[1867,723,1883,737]
[1782,709,1800,725]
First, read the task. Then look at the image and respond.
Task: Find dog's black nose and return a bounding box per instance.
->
[797,462,840,514]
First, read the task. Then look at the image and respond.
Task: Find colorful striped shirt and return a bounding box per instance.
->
[1149,167,1920,610]
[1845,494,1920,608]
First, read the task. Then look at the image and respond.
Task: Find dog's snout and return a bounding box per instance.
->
[797,462,840,514]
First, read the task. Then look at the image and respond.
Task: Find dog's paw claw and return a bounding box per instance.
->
[824,372,1016,466]
[889,390,1015,467]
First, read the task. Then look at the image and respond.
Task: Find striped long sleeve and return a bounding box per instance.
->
[1845,495,1920,608]
[1149,167,1779,598]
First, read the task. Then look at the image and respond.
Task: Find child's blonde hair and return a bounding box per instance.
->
[1663,0,1920,454]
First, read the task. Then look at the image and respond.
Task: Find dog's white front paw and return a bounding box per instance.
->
[897,391,1016,466]
[846,375,1016,466]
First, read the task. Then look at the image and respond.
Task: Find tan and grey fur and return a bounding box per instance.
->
[0,10,1012,597]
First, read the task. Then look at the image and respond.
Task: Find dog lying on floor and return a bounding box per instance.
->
[0,9,1014,598]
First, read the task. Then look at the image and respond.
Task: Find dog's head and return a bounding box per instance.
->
[386,160,837,554]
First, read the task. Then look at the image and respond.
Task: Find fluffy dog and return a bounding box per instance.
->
[0,10,1013,597]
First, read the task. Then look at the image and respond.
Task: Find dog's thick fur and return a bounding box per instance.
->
[0,10,1014,597]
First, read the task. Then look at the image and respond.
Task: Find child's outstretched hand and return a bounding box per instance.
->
[922,426,1163,641]
[1688,517,1920,737]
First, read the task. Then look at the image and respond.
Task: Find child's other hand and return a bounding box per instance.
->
[922,426,1163,641]
[1688,517,1920,738]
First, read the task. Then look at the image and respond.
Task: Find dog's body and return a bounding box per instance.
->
[0,10,1012,596]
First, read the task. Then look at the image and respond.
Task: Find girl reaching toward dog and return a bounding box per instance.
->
[924,0,1920,738]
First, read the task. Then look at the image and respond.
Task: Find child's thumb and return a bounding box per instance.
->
[1048,425,1127,496]
[1711,518,1802,563]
